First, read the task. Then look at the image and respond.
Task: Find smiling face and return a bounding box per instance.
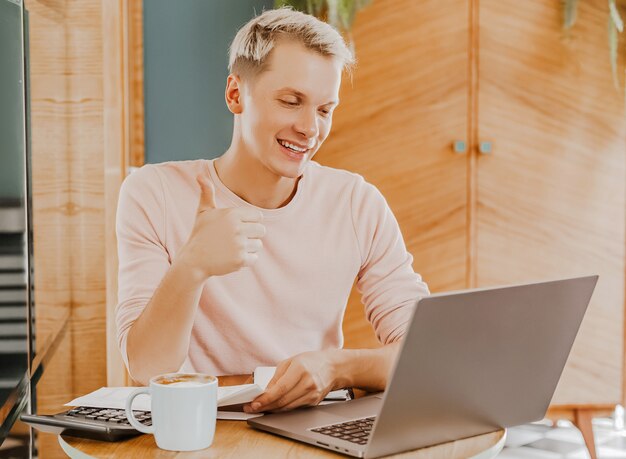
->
[227,39,343,179]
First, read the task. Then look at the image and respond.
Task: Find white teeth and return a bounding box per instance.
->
[278,139,307,153]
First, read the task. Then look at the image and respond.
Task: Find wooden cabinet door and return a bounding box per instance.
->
[318,0,470,348]
[477,0,626,406]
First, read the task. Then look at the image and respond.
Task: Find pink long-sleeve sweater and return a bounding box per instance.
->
[115,159,429,376]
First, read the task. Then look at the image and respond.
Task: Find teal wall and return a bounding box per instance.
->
[0,0,25,200]
[144,0,273,164]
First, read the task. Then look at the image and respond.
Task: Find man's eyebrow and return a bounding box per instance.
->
[276,87,339,106]
[276,87,306,97]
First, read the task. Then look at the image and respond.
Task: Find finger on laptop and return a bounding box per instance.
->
[245,365,303,412]
[273,391,322,412]
[243,360,290,413]
[243,360,291,413]
[266,359,291,390]
[265,379,317,412]
[249,373,311,413]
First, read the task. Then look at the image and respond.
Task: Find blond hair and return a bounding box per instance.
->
[228,7,355,81]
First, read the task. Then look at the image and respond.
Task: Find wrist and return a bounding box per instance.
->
[172,248,209,286]
[330,348,358,389]
[332,344,400,392]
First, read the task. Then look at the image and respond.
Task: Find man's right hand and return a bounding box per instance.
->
[177,175,266,279]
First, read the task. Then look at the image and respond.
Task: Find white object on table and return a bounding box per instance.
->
[65,383,265,421]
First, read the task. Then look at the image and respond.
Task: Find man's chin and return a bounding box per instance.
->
[268,158,307,179]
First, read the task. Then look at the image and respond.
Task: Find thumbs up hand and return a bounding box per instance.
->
[177,175,266,279]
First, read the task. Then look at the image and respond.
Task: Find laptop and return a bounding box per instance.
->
[248,275,598,458]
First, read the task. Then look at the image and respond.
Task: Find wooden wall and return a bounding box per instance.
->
[323,0,626,409]
[478,0,626,406]
[28,0,72,423]
[103,0,131,389]
[27,0,107,456]
[330,0,472,350]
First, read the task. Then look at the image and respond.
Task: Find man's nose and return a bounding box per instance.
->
[294,108,318,139]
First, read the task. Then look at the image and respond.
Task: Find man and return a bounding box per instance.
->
[116,7,429,414]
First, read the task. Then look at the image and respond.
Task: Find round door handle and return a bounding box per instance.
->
[452,140,467,154]
[479,141,493,155]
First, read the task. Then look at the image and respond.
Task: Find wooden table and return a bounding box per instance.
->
[59,376,506,459]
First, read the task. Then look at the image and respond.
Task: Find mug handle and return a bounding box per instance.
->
[125,387,154,434]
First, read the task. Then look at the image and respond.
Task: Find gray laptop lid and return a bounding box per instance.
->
[365,275,598,459]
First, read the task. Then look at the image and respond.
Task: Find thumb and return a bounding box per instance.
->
[266,359,291,391]
[196,175,217,211]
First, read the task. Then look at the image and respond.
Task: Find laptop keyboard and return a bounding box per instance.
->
[62,406,152,426]
[311,416,375,445]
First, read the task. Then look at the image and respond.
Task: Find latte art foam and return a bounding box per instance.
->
[166,381,205,387]
[154,373,214,386]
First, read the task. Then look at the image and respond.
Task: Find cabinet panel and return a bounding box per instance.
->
[478,0,626,405]
[318,0,470,348]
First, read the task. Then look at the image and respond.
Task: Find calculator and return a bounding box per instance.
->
[21,406,151,442]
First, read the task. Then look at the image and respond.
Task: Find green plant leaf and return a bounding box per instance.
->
[274,0,371,34]
[326,0,340,30]
[563,0,579,29]
[608,0,623,95]
[274,0,309,12]
[310,0,326,16]
[609,12,621,90]
[609,0,624,32]
[337,0,352,30]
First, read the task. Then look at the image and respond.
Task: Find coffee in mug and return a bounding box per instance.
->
[125,373,217,451]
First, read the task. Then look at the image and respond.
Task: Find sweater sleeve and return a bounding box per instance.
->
[351,178,429,344]
[115,165,171,372]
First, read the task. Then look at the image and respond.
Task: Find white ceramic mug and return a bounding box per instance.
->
[125,373,217,451]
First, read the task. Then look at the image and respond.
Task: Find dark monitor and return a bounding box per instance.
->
[0,0,35,451]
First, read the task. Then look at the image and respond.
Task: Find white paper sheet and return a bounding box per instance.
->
[66,387,152,411]
[215,384,264,406]
[64,384,265,421]
[216,410,262,420]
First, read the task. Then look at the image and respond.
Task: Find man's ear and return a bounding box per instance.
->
[225,74,244,115]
